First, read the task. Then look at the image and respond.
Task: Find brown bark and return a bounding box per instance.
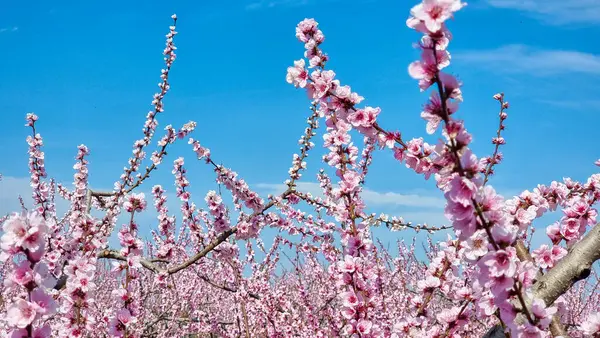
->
[533,224,600,306]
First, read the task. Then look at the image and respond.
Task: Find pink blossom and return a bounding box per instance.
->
[580,313,600,336]
[437,305,467,326]
[378,131,399,149]
[117,308,135,325]
[295,18,319,43]
[409,0,466,33]
[477,292,497,317]
[560,217,582,241]
[446,176,477,207]
[339,171,361,194]
[32,325,52,338]
[2,213,28,248]
[546,222,562,243]
[489,275,514,295]
[483,248,517,278]
[490,223,517,246]
[338,255,357,273]
[417,275,441,292]
[551,245,567,261]
[9,329,29,338]
[532,245,554,269]
[342,323,356,335]
[439,72,462,101]
[459,148,482,173]
[72,269,96,293]
[1,8,598,338]
[531,298,556,329]
[9,260,34,287]
[21,225,46,253]
[112,288,129,302]
[445,202,476,239]
[463,230,488,260]
[308,69,335,99]
[514,206,537,228]
[518,324,545,338]
[346,234,369,256]
[421,92,458,134]
[30,287,57,316]
[6,299,37,329]
[27,243,46,262]
[518,261,537,289]
[108,309,136,337]
[123,193,147,212]
[408,49,451,90]
[348,107,380,128]
[341,290,359,308]
[189,138,211,162]
[421,111,442,135]
[118,230,136,247]
[357,319,373,335]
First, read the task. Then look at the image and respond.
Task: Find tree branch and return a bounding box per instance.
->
[513,240,569,337]
[485,225,600,338]
[533,223,600,306]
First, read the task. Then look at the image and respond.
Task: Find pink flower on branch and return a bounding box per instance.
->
[6,299,37,329]
[409,0,466,33]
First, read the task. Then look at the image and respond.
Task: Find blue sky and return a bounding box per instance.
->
[1,0,599,260]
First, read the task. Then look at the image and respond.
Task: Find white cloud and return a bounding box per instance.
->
[454,44,600,76]
[0,27,18,33]
[0,175,523,232]
[487,0,600,24]
[254,181,446,209]
[254,182,537,229]
[256,182,453,237]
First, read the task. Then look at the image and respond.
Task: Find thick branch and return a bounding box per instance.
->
[96,188,293,280]
[98,249,161,273]
[482,239,573,338]
[533,223,600,306]
[196,275,260,300]
[167,228,237,274]
[58,188,293,294]
[488,225,600,338]
[97,249,269,299]
[515,241,569,337]
[167,189,292,273]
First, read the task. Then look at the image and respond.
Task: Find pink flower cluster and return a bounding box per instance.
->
[151,185,176,260]
[216,167,264,214]
[55,145,105,337]
[116,14,178,194]
[205,191,231,234]
[402,1,580,335]
[173,157,203,243]
[1,211,56,337]
[60,255,98,336]
[25,114,51,219]
[531,244,567,270]
[108,193,147,337]
[286,109,318,184]
[334,255,382,337]
[189,137,211,163]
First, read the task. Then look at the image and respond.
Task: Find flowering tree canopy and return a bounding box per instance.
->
[1,1,600,338]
